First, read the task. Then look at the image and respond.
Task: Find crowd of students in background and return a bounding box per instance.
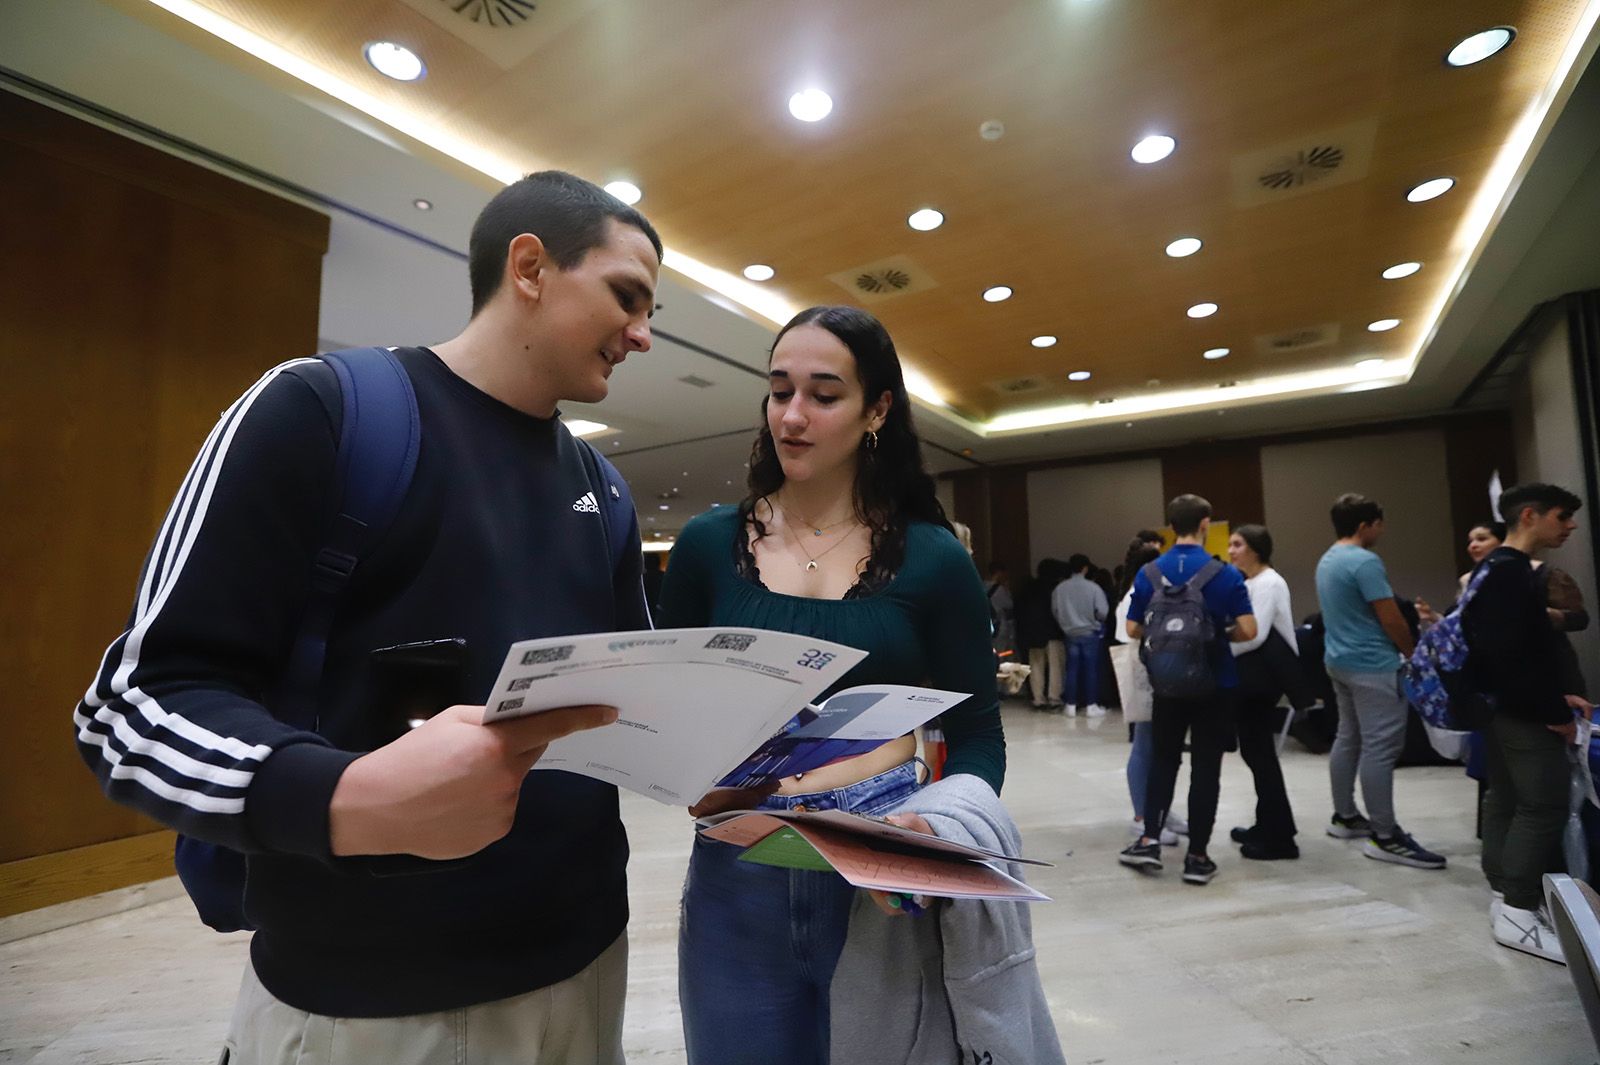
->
[987,482,1593,962]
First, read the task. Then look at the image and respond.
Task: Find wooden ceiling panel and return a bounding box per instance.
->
[182,0,1592,418]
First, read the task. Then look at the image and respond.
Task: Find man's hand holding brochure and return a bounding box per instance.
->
[482,626,964,805]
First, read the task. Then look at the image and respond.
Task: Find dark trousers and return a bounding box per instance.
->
[1145,692,1232,853]
[1481,713,1569,911]
[1236,693,1298,843]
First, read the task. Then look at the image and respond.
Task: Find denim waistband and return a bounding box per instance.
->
[756,759,919,815]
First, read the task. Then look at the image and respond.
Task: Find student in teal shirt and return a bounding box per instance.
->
[658,305,1004,1065]
[1314,493,1445,870]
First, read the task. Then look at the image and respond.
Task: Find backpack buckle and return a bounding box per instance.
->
[312,548,359,587]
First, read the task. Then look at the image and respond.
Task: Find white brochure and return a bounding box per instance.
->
[481,627,968,805]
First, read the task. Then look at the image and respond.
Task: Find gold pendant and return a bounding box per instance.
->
[806,561,819,572]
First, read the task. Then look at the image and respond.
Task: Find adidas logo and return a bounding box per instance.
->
[572,492,600,514]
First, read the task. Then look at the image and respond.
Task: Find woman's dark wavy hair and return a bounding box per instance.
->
[1116,538,1162,603]
[741,306,951,577]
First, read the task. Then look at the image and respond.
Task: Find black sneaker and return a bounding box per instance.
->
[1326,812,1372,839]
[1230,825,1259,845]
[1182,853,1218,884]
[1241,838,1300,861]
[1118,839,1163,871]
[1364,832,1446,869]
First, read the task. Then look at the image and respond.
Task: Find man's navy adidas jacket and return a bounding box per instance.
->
[74,347,649,1017]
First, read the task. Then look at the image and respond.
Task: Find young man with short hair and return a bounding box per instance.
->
[1315,492,1445,869]
[75,171,661,1063]
[1052,553,1109,717]
[1119,494,1256,884]
[1468,482,1591,962]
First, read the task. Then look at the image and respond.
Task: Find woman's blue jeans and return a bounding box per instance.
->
[1128,720,1153,818]
[678,760,920,1065]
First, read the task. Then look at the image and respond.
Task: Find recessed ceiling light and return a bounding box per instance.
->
[1165,237,1202,258]
[1356,358,1386,371]
[979,120,1005,141]
[907,208,945,231]
[604,181,642,205]
[1406,177,1455,203]
[982,286,1013,303]
[1068,370,1092,381]
[1131,134,1176,164]
[1187,302,1218,319]
[1203,347,1230,360]
[364,41,425,82]
[1031,335,1057,348]
[1367,318,1401,332]
[788,88,833,122]
[1381,261,1422,280]
[1446,26,1516,67]
[743,264,775,281]
[658,504,670,511]
[412,198,433,211]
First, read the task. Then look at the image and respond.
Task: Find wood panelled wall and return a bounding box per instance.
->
[0,92,328,911]
[947,411,1517,594]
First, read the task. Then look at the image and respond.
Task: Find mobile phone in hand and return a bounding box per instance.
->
[364,637,469,747]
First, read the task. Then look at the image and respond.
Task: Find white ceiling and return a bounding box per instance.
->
[4,0,1598,535]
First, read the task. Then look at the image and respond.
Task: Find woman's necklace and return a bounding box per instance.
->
[777,499,855,538]
[779,511,859,573]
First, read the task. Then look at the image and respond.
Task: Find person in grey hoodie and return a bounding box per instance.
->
[1052,553,1110,716]
[829,774,1066,1065]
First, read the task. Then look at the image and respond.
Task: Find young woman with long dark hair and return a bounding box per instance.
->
[657,305,1005,1065]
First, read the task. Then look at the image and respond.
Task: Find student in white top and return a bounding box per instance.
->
[1110,538,1188,845]
[1226,524,1302,860]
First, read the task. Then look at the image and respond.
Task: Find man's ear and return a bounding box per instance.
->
[505,233,549,305]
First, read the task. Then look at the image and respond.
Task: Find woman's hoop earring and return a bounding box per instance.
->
[866,430,879,451]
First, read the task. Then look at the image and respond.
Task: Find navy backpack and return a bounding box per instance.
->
[174,347,637,932]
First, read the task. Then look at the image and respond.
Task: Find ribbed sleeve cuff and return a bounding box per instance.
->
[246,740,362,860]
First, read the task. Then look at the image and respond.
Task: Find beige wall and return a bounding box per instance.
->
[1261,429,1461,625]
[1512,311,1599,670]
[1027,458,1165,574]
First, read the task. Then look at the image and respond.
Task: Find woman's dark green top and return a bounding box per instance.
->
[657,505,1005,793]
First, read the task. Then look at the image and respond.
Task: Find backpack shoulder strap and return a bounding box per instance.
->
[1142,560,1167,589]
[277,347,420,728]
[1191,558,1225,589]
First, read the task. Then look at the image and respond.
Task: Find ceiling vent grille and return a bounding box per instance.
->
[677,374,715,389]
[988,376,1046,395]
[1254,322,1340,355]
[1230,120,1376,208]
[827,255,938,304]
[396,0,571,68]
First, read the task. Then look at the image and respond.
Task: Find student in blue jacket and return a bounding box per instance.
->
[75,171,659,1064]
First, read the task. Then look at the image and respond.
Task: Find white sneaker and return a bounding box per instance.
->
[1085,704,1107,718]
[1490,891,1504,929]
[1128,818,1180,846]
[1063,704,1078,717]
[1494,905,1566,964]
[1165,813,1190,836]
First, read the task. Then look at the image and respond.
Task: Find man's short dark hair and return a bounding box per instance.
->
[1066,553,1091,574]
[1135,528,1163,546]
[1498,482,1583,526]
[1166,495,1212,537]
[1330,493,1384,538]
[468,171,664,315]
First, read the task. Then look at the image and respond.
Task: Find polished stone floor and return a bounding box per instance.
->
[3,701,1593,1064]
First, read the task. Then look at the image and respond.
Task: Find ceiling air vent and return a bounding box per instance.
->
[677,374,715,389]
[1230,120,1377,208]
[396,0,569,69]
[827,255,937,304]
[1254,322,1340,355]
[987,376,1046,395]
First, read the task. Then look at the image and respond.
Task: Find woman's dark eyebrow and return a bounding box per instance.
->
[768,370,844,383]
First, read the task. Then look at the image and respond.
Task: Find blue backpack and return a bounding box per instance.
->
[174,347,637,933]
[1401,563,1494,759]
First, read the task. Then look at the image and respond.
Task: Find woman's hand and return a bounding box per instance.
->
[866,812,935,916]
[687,782,780,819]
